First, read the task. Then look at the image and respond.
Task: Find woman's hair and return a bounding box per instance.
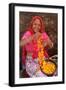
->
[28,16,45,34]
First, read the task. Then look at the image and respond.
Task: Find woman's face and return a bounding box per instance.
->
[32,19,41,33]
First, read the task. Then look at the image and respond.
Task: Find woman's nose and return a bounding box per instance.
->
[35,25,39,28]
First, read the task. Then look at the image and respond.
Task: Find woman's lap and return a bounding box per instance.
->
[26,56,46,77]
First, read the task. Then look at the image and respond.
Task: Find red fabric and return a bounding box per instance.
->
[29,16,45,34]
[21,16,49,66]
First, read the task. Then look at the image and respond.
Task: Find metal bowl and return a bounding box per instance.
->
[41,59,57,76]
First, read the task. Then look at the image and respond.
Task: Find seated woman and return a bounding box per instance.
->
[20,16,53,77]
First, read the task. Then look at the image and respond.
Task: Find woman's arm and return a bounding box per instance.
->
[20,35,34,47]
[20,31,34,47]
[20,32,42,47]
[42,32,53,48]
[46,38,53,48]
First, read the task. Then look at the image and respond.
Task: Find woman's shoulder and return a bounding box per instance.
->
[42,32,49,40]
[22,31,31,40]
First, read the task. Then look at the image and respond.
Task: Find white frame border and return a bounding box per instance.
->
[14,6,63,84]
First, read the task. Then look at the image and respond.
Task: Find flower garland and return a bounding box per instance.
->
[37,36,46,66]
[37,36,56,75]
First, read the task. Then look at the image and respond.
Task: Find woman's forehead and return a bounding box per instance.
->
[33,18,41,24]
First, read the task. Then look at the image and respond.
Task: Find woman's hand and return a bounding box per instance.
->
[20,32,42,47]
[20,36,33,47]
[47,38,53,48]
[33,32,42,40]
[43,38,53,48]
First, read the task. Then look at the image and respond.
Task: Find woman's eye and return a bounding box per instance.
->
[34,23,40,26]
[34,23,37,26]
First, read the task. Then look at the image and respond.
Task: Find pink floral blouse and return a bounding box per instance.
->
[21,31,49,65]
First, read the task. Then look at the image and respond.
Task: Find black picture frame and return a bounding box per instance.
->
[9,3,65,87]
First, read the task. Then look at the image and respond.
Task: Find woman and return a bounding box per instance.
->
[20,16,53,77]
